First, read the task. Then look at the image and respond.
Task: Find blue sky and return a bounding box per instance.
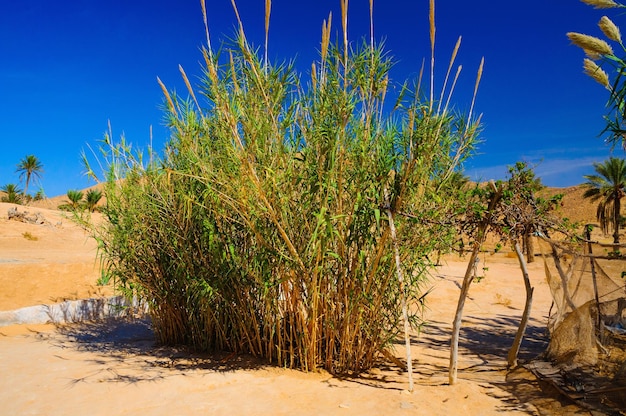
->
[0,0,619,197]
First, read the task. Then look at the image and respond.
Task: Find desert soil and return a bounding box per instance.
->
[0,202,589,415]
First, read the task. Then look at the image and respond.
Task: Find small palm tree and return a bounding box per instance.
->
[16,155,43,196]
[583,157,626,246]
[33,189,45,201]
[85,189,102,212]
[1,183,23,204]
[66,189,84,210]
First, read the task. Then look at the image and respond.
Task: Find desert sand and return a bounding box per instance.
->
[0,201,589,415]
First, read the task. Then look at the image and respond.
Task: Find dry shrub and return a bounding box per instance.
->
[22,232,38,241]
[494,293,512,307]
[547,302,599,366]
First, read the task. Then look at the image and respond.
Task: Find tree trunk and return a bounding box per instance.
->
[586,225,602,330]
[449,183,502,385]
[524,232,535,263]
[614,196,621,247]
[507,241,534,369]
[449,242,481,385]
[550,243,577,312]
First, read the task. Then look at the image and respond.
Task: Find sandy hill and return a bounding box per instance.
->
[3,183,600,220]
[0,183,108,211]
[540,185,599,226]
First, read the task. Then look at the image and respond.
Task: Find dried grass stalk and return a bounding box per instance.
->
[264,0,271,71]
[437,36,462,115]
[429,0,436,109]
[200,0,212,57]
[467,57,484,126]
[320,13,332,66]
[341,0,348,68]
[179,65,201,111]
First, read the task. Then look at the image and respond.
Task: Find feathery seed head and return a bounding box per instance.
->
[583,48,603,60]
[581,0,620,9]
[583,58,610,87]
[599,16,622,42]
[567,32,614,56]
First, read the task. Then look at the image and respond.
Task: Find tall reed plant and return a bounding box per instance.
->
[568,0,626,148]
[87,0,482,375]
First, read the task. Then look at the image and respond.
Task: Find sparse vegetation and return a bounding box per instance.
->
[22,232,38,241]
[60,189,84,211]
[57,188,102,212]
[494,293,512,307]
[96,270,112,286]
[85,189,102,212]
[33,189,45,201]
[1,184,23,204]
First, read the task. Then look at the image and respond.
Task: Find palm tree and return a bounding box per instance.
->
[33,189,45,201]
[1,183,23,204]
[66,190,84,210]
[85,189,102,212]
[583,157,626,246]
[16,155,43,196]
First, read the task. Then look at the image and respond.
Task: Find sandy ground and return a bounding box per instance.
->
[0,202,588,415]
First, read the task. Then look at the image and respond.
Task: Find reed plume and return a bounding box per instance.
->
[264,0,271,72]
[583,58,611,88]
[599,15,622,43]
[567,32,615,56]
[581,0,621,8]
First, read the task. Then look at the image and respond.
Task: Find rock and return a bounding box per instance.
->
[7,207,49,225]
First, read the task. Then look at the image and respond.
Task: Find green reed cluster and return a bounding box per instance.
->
[89,1,481,374]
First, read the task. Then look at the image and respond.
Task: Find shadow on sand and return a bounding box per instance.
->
[45,317,269,385]
[413,315,596,415]
[38,312,603,413]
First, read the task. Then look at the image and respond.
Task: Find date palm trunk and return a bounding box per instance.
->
[613,194,621,249]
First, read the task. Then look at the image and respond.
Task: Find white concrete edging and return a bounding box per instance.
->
[0,296,145,327]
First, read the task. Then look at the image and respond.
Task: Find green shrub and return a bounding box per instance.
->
[85,189,103,212]
[1,184,23,204]
[88,2,481,374]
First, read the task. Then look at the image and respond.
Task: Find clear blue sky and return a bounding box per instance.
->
[0,0,618,197]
